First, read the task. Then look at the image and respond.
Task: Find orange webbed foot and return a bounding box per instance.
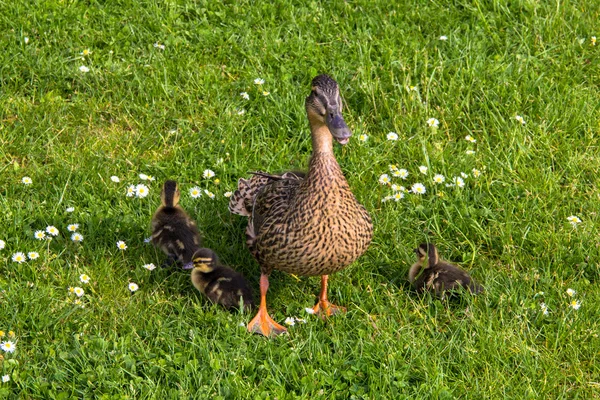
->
[312,300,347,319]
[247,307,287,337]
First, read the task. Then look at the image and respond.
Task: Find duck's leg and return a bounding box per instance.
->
[312,275,347,318]
[247,273,287,337]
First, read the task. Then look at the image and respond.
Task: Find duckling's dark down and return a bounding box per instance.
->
[409,243,483,299]
[191,248,254,310]
[151,180,202,268]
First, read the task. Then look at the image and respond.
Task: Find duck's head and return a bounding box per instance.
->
[161,180,180,208]
[305,74,351,145]
[415,243,439,268]
[192,248,218,273]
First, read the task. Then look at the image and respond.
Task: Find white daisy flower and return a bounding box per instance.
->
[472,169,481,178]
[46,226,59,236]
[126,185,136,197]
[116,241,127,250]
[592,36,597,46]
[12,252,26,263]
[465,135,476,143]
[452,176,465,188]
[237,109,246,115]
[143,263,156,271]
[240,92,250,100]
[189,187,202,198]
[1,375,9,383]
[465,150,476,155]
[304,307,315,314]
[203,169,215,179]
[262,91,270,96]
[135,184,149,198]
[570,300,581,310]
[382,195,393,202]
[460,172,469,179]
[254,78,265,85]
[110,176,120,183]
[66,207,75,213]
[0,341,16,353]
[128,282,139,292]
[204,190,215,199]
[143,237,152,243]
[154,42,165,50]
[411,183,426,194]
[433,174,445,184]
[419,166,428,175]
[295,317,307,323]
[34,230,46,240]
[24,37,29,44]
[22,177,33,185]
[566,288,576,297]
[358,134,368,142]
[79,65,90,73]
[71,233,84,242]
[0,239,4,250]
[391,184,402,192]
[284,317,295,326]
[567,216,581,226]
[439,35,448,41]
[393,192,404,201]
[397,169,409,180]
[426,118,439,128]
[387,132,399,141]
[540,303,549,315]
[378,174,391,185]
[67,224,79,232]
[389,164,399,172]
[80,274,90,284]
[73,287,85,297]
[224,191,233,198]
[28,252,39,260]
[81,49,91,56]
[139,173,149,180]
[515,115,526,125]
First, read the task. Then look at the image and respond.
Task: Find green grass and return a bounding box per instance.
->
[1,0,599,398]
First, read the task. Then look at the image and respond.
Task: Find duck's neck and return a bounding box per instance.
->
[311,124,334,155]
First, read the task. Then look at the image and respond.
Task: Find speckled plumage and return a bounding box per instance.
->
[191,248,254,310]
[229,91,372,276]
[151,180,202,266]
[409,243,483,299]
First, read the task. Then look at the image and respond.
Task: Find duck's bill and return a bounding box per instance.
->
[326,112,351,145]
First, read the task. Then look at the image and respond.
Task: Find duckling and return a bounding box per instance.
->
[409,243,483,299]
[191,248,254,310]
[229,74,372,336]
[151,180,202,269]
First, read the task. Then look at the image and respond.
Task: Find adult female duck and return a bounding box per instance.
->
[229,74,372,337]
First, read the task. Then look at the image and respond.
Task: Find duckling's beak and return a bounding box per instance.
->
[326,110,351,145]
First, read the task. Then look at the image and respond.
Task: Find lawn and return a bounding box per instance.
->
[1,0,599,398]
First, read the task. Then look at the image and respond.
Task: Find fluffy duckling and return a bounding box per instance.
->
[409,243,483,299]
[191,248,254,310]
[151,180,201,269]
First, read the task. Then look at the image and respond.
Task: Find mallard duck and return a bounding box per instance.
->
[151,180,202,269]
[229,74,373,337]
[409,243,483,299]
[191,247,254,310]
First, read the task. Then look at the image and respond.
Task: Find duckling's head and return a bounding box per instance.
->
[305,74,351,145]
[192,247,218,273]
[161,180,180,208]
[415,243,439,268]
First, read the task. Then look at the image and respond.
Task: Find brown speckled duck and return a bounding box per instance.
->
[229,74,373,337]
[409,243,483,299]
[191,247,254,311]
[151,180,202,269]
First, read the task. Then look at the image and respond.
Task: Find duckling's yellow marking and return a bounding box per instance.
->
[216,277,232,283]
[152,229,163,239]
[164,225,175,231]
[193,263,212,273]
[175,240,185,250]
